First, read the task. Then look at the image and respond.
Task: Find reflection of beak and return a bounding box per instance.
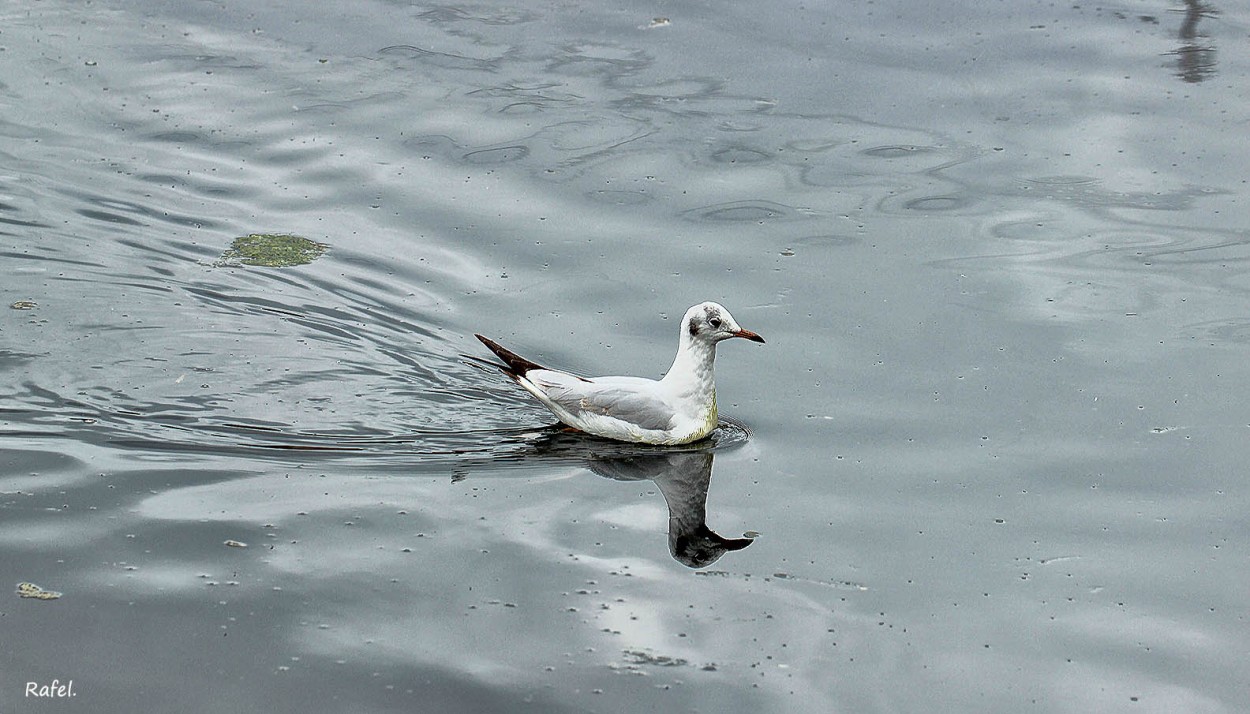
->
[733,328,765,344]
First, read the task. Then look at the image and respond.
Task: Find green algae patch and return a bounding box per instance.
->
[220,233,327,267]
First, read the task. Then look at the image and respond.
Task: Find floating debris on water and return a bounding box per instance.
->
[16,582,62,600]
[770,572,869,591]
[223,540,248,548]
[10,300,37,310]
[219,233,327,267]
[645,17,671,29]
[623,650,688,667]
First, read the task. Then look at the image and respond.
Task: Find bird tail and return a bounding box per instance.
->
[474,334,548,378]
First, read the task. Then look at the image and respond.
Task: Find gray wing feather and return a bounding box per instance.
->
[529,372,676,431]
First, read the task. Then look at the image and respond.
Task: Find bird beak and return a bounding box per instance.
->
[733,328,765,344]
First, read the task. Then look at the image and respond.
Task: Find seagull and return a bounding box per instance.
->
[474,302,764,445]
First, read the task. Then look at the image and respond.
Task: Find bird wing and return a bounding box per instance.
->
[525,371,677,432]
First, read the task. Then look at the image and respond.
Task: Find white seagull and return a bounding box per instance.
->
[475,302,765,445]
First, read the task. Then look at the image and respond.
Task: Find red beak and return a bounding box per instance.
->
[733,328,765,343]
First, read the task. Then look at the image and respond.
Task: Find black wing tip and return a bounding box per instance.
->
[474,333,547,376]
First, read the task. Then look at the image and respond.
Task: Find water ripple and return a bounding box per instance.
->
[682,200,810,223]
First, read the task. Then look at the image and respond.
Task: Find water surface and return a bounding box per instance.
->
[3,1,1249,712]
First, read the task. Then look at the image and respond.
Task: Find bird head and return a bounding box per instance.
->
[683,302,765,344]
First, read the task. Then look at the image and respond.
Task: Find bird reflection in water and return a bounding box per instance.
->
[1171,0,1218,83]
[587,450,754,568]
[524,431,755,568]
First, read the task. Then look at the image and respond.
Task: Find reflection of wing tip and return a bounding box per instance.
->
[462,352,522,383]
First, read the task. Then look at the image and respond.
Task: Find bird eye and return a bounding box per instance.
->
[709,317,722,328]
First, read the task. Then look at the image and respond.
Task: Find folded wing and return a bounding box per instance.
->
[527,371,676,432]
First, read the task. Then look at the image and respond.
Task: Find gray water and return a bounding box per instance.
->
[3,1,1249,712]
